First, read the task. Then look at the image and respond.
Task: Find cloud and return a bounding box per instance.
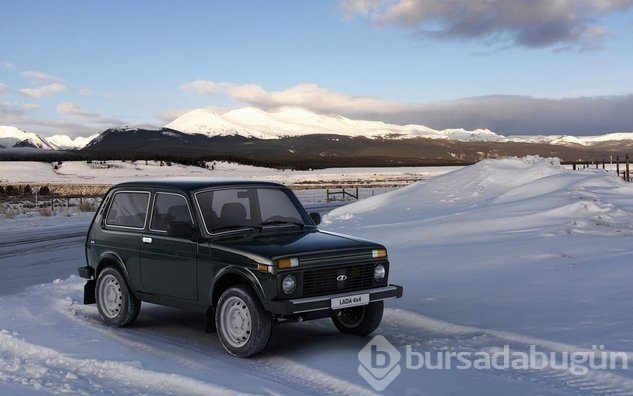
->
[19,82,67,99]
[179,79,633,135]
[0,101,106,137]
[380,94,633,136]
[0,101,40,117]
[157,105,231,123]
[79,87,93,96]
[0,83,7,93]
[180,80,419,114]
[56,101,121,125]
[339,0,633,50]
[0,60,15,69]
[22,70,61,83]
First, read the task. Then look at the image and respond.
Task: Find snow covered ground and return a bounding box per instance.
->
[2,157,633,394]
[0,160,456,188]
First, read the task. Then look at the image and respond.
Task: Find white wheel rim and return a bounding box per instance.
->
[98,274,122,319]
[220,296,252,348]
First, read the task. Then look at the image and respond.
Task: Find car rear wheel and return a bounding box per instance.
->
[95,266,141,327]
[215,285,272,358]
[331,301,383,336]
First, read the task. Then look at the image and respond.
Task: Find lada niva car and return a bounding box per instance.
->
[78,179,403,357]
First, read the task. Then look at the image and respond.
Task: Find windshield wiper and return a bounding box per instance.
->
[258,220,305,229]
[211,225,260,233]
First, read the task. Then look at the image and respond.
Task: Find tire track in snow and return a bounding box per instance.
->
[382,308,633,395]
[0,330,233,395]
[61,293,376,396]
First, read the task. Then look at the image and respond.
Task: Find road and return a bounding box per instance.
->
[0,222,89,296]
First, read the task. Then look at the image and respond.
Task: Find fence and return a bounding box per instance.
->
[0,194,103,214]
[571,155,633,182]
[326,187,359,202]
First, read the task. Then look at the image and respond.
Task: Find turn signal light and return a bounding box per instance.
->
[372,248,387,259]
[278,257,299,269]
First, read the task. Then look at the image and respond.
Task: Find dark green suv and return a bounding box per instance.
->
[78,179,403,357]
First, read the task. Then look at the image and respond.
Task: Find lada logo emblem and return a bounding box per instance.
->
[337,274,348,282]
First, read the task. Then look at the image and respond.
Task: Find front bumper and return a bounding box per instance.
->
[264,284,403,315]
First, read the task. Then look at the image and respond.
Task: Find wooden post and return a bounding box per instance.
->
[626,154,630,182]
[573,163,576,170]
[602,159,605,170]
[617,156,620,176]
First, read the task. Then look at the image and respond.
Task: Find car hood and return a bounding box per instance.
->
[208,229,382,264]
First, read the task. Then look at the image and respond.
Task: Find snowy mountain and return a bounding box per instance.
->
[166,106,502,141]
[0,126,58,150]
[166,106,633,145]
[46,134,98,150]
[0,126,98,150]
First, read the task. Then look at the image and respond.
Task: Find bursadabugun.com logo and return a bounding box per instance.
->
[358,335,402,391]
[358,336,629,391]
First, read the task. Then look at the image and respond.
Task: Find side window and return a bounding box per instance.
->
[150,193,193,232]
[105,192,150,229]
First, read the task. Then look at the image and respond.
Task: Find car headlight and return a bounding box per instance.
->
[282,274,297,294]
[374,264,386,282]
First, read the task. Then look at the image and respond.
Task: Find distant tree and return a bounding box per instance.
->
[38,185,50,196]
[5,185,16,196]
[23,185,32,195]
[0,186,4,195]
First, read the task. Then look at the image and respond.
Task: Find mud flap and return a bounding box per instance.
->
[83,279,96,304]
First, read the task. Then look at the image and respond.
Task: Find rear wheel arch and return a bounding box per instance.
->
[96,254,129,281]
[95,255,139,299]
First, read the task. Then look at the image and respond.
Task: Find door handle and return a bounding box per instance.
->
[142,237,153,244]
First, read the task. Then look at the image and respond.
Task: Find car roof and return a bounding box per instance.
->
[112,177,286,192]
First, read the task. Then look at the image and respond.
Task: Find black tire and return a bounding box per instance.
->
[95,266,141,327]
[331,301,383,336]
[215,285,272,358]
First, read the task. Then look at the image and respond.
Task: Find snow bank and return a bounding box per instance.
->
[324,156,633,244]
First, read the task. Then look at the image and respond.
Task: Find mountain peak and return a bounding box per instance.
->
[0,125,58,150]
[164,105,506,141]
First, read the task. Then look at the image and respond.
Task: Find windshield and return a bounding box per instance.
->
[195,186,312,234]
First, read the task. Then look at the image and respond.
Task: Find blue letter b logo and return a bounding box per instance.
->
[371,345,390,368]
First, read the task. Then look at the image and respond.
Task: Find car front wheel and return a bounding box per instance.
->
[95,266,141,327]
[215,285,272,358]
[331,301,383,336]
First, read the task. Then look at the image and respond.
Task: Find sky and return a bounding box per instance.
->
[1,0,633,138]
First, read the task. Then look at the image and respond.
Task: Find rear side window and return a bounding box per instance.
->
[105,191,150,229]
[150,193,193,232]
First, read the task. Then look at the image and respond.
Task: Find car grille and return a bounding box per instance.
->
[302,262,380,297]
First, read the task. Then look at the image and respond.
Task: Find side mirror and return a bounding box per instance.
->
[309,212,321,226]
[167,221,195,239]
